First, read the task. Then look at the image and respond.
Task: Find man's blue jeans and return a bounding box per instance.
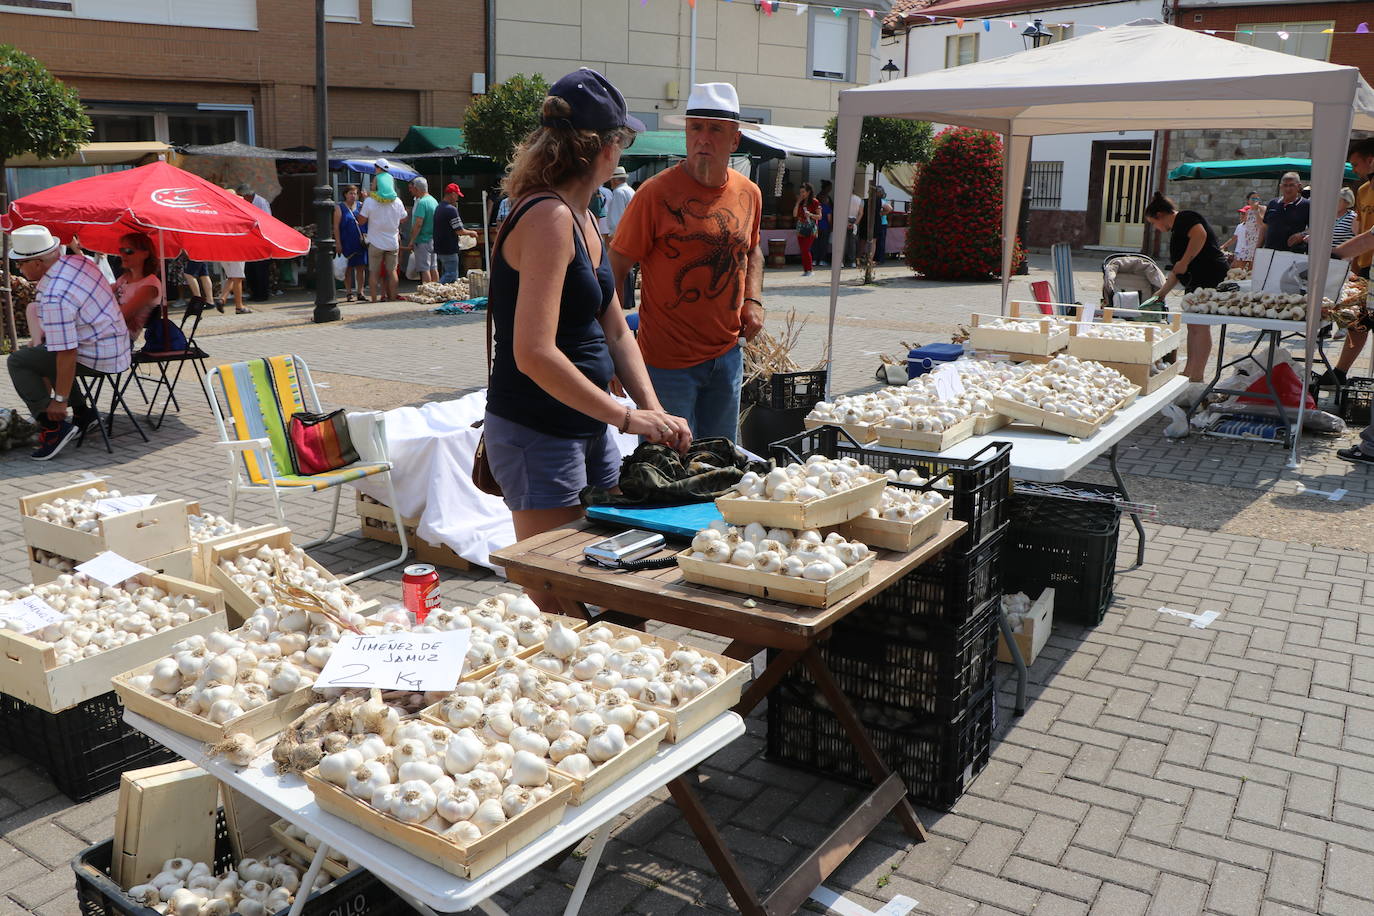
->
[438,253,461,284]
[645,344,742,441]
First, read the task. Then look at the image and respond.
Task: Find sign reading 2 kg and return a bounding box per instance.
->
[314,630,471,692]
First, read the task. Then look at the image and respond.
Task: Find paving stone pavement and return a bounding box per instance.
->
[2,257,1374,914]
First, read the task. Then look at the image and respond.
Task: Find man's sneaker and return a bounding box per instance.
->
[1337,446,1374,465]
[73,410,102,436]
[30,422,79,461]
[1314,368,1348,388]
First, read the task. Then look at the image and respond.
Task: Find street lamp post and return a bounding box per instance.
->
[312,0,340,323]
[880,59,900,82]
[1016,20,1053,274]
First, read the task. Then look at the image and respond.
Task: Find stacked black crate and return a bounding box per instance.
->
[764,428,1010,809]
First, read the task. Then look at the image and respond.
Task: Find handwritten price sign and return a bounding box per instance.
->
[314,630,470,692]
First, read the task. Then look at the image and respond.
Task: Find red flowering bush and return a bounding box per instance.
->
[906,128,1025,280]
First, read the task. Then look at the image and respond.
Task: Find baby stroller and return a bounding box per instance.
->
[1101,253,1168,320]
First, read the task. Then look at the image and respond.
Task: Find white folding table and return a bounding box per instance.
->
[124,710,745,916]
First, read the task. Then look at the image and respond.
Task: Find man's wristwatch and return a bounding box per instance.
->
[51,394,66,403]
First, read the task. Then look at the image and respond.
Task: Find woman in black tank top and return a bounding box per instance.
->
[482,68,691,608]
[1145,192,1230,382]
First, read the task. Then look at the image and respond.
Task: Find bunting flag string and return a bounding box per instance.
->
[643,0,1374,39]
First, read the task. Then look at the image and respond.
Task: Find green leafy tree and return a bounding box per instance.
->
[906,127,1025,281]
[462,73,551,165]
[824,116,933,283]
[0,45,92,349]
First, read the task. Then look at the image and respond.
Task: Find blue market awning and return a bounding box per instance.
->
[1169,157,1358,182]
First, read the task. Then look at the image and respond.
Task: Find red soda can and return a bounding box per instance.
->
[401,564,442,624]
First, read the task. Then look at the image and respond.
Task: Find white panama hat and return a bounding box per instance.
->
[664,82,760,129]
[8,225,61,261]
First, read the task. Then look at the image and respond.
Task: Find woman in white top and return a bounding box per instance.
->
[113,233,164,340]
[1222,191,1263,268]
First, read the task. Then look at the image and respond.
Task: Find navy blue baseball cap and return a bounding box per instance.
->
[543,68,646,134]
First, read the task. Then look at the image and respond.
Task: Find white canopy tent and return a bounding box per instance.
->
[828,18,1374,467]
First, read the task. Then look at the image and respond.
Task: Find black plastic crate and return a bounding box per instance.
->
[744,369,828,410]
[1336,376,1374,426]
[770,427,1011,551]
[1003,484,1120,627]
[0,691,176,802]
[766,679,995,810]
[74,813,408,916]
[739,404,811,457]
[849,525,1006,628]
[820,600,1000,718]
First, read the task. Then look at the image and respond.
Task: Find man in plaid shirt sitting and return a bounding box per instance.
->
[7,226,132,460]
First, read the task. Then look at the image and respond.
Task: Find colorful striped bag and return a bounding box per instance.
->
[286,409,359,476]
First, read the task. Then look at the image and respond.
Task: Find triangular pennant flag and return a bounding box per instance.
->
[865,8,874,17]
[1358,22,1371,33]
[688,0,695,7]
[982,18,990,30]
[955,17,964,29]
[1009,21,1017,29]
[795,2,806,15]
[832,6,842,16]
[924,14,936,21]
[1277,30,1289,40]
[1203,29,1216,34]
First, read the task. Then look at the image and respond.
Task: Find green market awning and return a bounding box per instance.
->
[1169,157,1358,182]
[392,126,502,174]
[622,130,688,165]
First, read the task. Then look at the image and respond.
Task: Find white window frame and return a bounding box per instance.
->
[324,0,359,23]
[1045,24,1072,44]
[1234,20,1333,61]
[945,33,978,68]
[808,8,856,82]
[371,0,412,27]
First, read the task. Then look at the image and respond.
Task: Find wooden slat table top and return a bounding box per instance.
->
[493,518,967,651]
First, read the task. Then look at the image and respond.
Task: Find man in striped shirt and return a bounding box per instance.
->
[6,225,131,460]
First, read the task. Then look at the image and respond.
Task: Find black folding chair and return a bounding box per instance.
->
[75,367,148,453]
[131,299,212,429]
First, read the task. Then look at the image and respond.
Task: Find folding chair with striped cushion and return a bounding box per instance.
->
[204,354,408,583]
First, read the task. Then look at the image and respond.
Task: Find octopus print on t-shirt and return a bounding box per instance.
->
[611,164,762,370]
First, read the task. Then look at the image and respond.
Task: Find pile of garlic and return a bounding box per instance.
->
[1075,322,1151,341]
[978,316,1069,333]
[310,686,568,844]
[524,622,728,708]
[124,853,325,916]
[220,545,368,615]
[998,355,1136,422]
[188,512,246,544]
[690,523,872,581]
[438,657,661,784]
[28,486,140,531]
[123,594,365,722]
[1002,592,1034,633]
[0,576,214,666]
[378,591,552,673]
[1180,289,1308,321]
[809,361,1029,432]
[277,822,359,871]
[725,456,880,503]
[31,547,75,574]
[860,487,948,523]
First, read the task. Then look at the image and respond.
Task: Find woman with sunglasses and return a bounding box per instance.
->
[482,68,690,613]
[113,234,163,339]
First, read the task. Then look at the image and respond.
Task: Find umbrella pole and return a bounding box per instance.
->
[159,229,168,320]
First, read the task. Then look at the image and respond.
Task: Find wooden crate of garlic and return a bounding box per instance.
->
[677,522,876,608]
[209,528,377,625]
[299,686,577,879]
[110,849,339,916]
[968,310,1070,357]
[991,355,1140,438]
[1181,289,1310,321]
[420,656,669,805]
[501,619,752,742]
[19,480,192,564]
[716,458,886,529]
[0,573,225,714]
[839,487,951,553]
[1066,313,1183,364]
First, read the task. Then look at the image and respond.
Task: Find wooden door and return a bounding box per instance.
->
[1099,150,1151,249]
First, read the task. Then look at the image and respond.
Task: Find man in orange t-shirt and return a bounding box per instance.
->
[611,82,764,441]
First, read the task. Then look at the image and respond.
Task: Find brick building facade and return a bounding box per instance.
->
[0,1,486,150]
[1165,0,1373,252]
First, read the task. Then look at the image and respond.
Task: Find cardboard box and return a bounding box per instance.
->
[997,588,1054,665]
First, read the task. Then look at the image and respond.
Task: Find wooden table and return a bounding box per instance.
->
[493,517,968,916]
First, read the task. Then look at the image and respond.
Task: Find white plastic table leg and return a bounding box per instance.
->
[476,899,511,916]
[563,827,611,916]
[289,843,331,916]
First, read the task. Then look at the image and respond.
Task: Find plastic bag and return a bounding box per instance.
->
[332,255,348,283]
[1237,360,1315,410]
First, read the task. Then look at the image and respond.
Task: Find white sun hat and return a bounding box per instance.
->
[8,225,61,261]
[664,82,760,129]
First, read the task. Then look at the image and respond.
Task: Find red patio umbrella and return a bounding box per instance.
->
[1,161,310,260]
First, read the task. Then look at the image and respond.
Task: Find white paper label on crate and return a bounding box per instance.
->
[75,551,152,587]
[92,494,159,517]
[314,630,471,692]
[1081,303,1098,324]
[932,365,965,402]
[0,596,66,634]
